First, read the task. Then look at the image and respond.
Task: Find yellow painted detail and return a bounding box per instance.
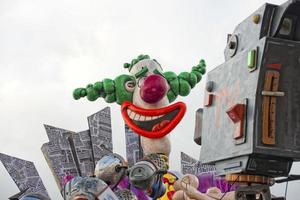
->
[158,173,177,200]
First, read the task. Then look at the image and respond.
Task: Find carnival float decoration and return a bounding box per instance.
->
[0,153,50,200]
[71,55,206,199]
[73,54,206,139]
[193,0,300,199]
[3,0,300,199]
[39,106,236,200]
[41,108,146,200]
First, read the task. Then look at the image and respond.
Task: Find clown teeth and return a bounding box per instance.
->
[129,111,135,119]
[145,116,152,121]
[134,114,140,120]
[140,115,146,121]
[127,109,165,122]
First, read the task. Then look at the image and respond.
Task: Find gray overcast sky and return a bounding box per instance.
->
[0,0,299,199]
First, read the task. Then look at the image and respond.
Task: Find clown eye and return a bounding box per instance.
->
[135,66,149,78]
[125,80,136,92]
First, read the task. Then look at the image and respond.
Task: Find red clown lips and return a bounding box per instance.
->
[121,101,186,138]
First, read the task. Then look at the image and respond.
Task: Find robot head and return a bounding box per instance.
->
[62,177,108,200]
[94,153,127,188]
[128,155,167,199]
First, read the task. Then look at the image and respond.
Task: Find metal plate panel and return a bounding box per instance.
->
[254,37,300,159]
[200,39,266,164]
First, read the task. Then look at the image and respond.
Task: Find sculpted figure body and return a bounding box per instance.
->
[73,55,206,199]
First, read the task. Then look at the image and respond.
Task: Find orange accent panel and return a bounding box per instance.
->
[262,71,280,145]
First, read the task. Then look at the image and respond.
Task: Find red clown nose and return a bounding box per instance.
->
[140,74,168,104]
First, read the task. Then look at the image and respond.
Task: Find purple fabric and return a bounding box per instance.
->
[197,172,239,193]
[117,177,149,200]
[61,174,75,186]
[117,173,237,198]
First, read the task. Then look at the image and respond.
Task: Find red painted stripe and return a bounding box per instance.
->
[266,63,282,69]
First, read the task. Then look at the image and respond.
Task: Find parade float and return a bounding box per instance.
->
[70,54,207,200]
[2,0,300,199]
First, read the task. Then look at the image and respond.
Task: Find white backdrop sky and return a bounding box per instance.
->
[1,0,299,199]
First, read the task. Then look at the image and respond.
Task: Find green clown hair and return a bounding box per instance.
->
[163,59,206,103]
[123,54,150,72]
[123,54,162,72]
[73,74,135,105]
[73,55,206,104]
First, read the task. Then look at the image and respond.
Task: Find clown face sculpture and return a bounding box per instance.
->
[122,58,186,139]
[73,55,206,157]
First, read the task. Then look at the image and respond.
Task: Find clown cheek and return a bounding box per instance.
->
[141,136,171,156]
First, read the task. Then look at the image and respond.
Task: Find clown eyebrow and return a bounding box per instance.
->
[153,69,165,78]
[135,66,149,78]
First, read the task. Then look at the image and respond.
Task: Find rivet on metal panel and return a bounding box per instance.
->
[205,81,214,92]
[252,14,261,24]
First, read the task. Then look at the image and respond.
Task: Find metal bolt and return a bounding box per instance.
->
[228,41,236,49]
[252,14,260,24]
[205,81,214,92]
